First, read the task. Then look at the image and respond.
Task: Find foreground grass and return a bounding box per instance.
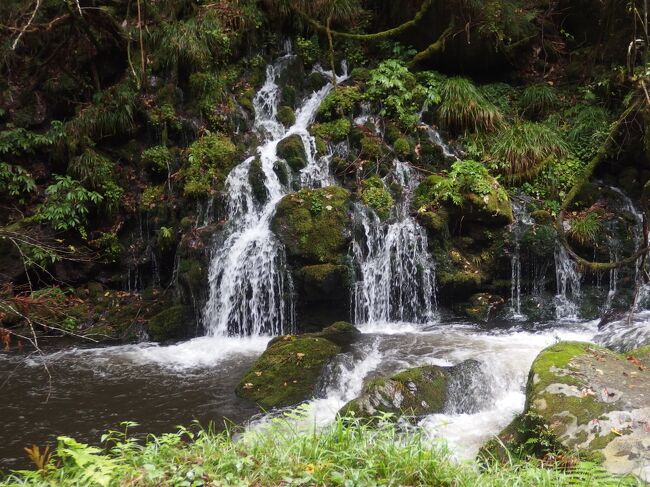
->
[0,411,642,487]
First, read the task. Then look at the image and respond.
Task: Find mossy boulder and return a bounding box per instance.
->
[272,187,352,265]
[484,342,650,479]
[311,118,351,142]
[340,365,448,419]
[248,157,268,204]
[464,188,513,225]
[277,106,296,127]
[277,135,307,171]
[339,359,485,421]
[236,323,360,408]
[147,305,192,341]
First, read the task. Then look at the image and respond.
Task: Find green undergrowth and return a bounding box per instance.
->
[1,412,641,487]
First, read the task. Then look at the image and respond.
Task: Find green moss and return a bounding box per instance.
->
[340,365,448,419]
[277,135,307,171]
[393,137,411,158]
[273,160,289,186]
[317,86,361,122]
[248,157,267,204]
[361,176,394,220]
[360,134,385,160]
[183,133,238,197]
[147,305,191,342]
[277,106,296,127]
[272,187,351,264]
[236,336,341,408]
[141,185,166,211]
[311,118,351,142]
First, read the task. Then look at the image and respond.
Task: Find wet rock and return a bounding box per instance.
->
[295,264,351,328]
[482,342,650,481]
[339,359,485,420]
[236,322,360,408]
[276,134,307,171]
[147,305,193,342]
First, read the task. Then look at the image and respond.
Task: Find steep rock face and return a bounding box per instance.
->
[235,322,360,408]
[484,342,650,480]
[339,359,485,420]
[272,187,353,327]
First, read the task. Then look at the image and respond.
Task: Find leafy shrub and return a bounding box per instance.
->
[361,176,394,220]
[317,86,362,121]
[366,60,441,129]
[67,148,114,188]
[519,84,558,119]
[490,122,569,181]
[37,176,103,238]
[94,232,123,262]
[141,145,173,173]
[296,35,320,65]
[183,133,238,197]
[439,77,503,134]
[522,156,586,204]
[0,121,64,156]
[0,162,35,199]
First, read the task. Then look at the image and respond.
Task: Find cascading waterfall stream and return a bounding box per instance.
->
[509,201,532,320]
[203,60,348,337]
[352,160,437,325]
[554,243,582,321]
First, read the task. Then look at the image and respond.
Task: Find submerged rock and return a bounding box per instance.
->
[339,359,485,420]
[482,342,650,481]
[236,322,360,408]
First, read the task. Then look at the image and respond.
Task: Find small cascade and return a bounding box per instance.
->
[421,125,458,160]
[203,60,348,337]
[352,161,437,324]
[554,244,582,321]
[509,201,532,320]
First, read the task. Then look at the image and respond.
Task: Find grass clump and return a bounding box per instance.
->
[439,77,503,134]
[490,122,569,181]
[568,212,603,246]
[1,413,641,486]
[520,84,558,119]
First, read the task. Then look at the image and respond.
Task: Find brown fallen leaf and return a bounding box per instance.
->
[243,383,254,390]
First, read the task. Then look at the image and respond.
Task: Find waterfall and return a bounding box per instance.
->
[352,161,437,324]
[203,60,347,337]
[554,244,582,321]
[509,201,532,320]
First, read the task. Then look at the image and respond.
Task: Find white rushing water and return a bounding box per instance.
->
[554,243,582,321]
[202,60,348,337]
[509,201,532,320]
[352,161,437,324]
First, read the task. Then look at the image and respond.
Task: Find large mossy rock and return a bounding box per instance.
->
[236,322,360,408]
[146,305,193,342]
[277,134,307,171]
[272,186,352,264]
[339,360,484,420]
[483,342,650,479]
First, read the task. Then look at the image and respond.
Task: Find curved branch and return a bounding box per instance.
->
[409,20,455,67]
[554,98,648,271]
[295,0,433,41]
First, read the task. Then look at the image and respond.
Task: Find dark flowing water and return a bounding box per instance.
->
[0,336,267,470]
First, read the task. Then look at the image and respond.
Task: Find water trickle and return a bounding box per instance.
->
[554,243,582,321]
[203,61,347,337]
[509,201,532,320]
[352,161,437,325]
